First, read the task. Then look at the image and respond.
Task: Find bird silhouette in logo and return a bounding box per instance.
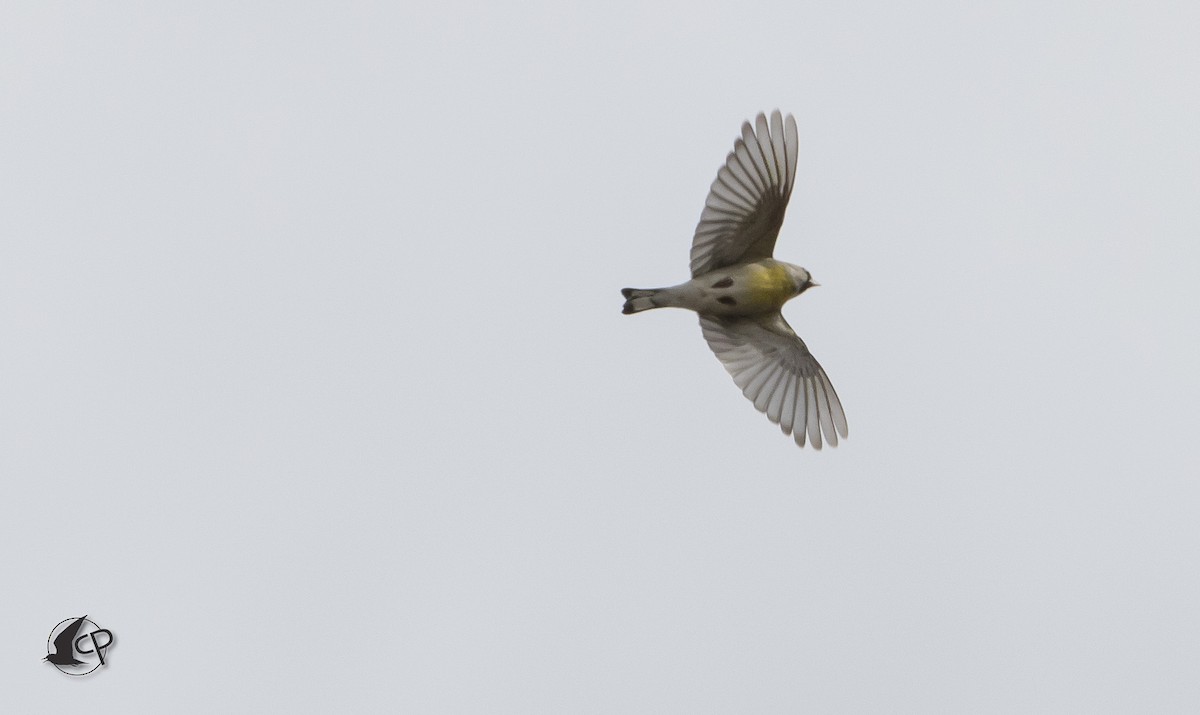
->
[45,615,88,666]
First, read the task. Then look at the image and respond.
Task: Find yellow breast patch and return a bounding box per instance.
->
[743,263,795,310]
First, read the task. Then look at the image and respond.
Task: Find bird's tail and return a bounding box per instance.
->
[621,288,662,315]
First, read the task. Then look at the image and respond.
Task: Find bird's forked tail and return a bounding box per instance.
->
[621,288,662,315]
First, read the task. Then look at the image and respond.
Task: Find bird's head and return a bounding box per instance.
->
[784,263,819,297]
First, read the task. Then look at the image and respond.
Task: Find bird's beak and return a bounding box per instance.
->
[809,281,820,288]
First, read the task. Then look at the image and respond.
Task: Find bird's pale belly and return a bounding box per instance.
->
[685,260,797,316]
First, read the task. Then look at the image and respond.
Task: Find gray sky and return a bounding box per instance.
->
[3,1,1199,712]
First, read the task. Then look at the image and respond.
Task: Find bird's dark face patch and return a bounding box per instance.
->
[717,296,737,306]
[711,276,734,289]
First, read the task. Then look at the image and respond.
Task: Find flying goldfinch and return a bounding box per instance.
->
[621,110,847,449]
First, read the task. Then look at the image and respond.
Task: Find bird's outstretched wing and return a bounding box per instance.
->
[700,313,847,448]
[689,111,798,277]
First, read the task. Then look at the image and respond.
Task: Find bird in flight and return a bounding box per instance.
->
[621,111,847,449]
[45,615,88,666]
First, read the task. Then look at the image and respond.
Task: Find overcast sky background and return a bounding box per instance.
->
[3,1,1199,712]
